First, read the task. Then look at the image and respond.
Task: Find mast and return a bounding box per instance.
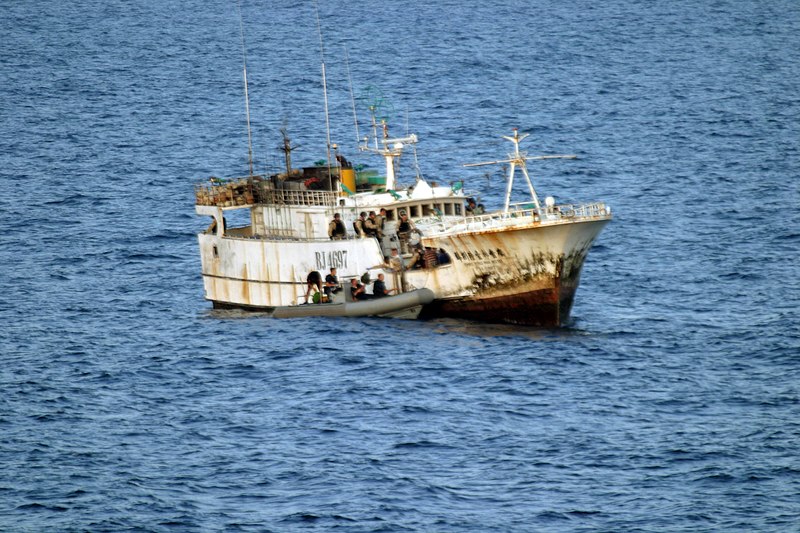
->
[380,131,418,190]
[236,0,254,177]
[314,0,334,191]
[279,127,294,176]
[356,113,418,190]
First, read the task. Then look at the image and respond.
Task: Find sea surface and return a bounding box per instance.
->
[2,0,799,531]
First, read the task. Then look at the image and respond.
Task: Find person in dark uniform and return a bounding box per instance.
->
[350,278,370,300]
[328,213,346,240]
[371,273,397,298]
[324,267,341,300]
[465,198,476,215]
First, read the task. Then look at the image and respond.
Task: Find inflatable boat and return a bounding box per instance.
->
[271,288,435,320]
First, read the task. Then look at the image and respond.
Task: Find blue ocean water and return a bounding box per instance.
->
[2,0,799,531]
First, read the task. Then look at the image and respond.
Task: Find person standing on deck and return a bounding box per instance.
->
[375,208,387,237]
[353,212,367,238]
[328,213,346,240]
[395,211,418,253]
[364,211,380,238]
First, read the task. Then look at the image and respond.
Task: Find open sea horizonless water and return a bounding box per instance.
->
[2,0,799,531]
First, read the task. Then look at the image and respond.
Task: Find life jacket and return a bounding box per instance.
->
[333,219,346,236]
[398,220,411,233]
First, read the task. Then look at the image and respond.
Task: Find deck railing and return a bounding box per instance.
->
[195,176,338,208]
[195,178,257,207]
[255,186,338,207]
[421,201,611,235]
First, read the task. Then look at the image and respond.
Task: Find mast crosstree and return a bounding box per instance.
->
[464,129,576,213]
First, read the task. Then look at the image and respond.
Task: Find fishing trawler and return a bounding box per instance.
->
[195,120,611,326]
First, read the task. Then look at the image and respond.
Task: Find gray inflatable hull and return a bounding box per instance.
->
[272,289,435,319]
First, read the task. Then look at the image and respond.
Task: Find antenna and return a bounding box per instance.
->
[358,86,394,151]
[344,44,361,145]
[314,0,334,191]
[404,106,424,180]
[411,143,423,181]
[464,129,576,213]
[236,0,254,177]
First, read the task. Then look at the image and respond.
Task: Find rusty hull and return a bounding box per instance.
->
[413,217,608,326]
[418,271,580,326]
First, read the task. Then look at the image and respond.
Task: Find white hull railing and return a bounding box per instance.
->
[420,202,611,236]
